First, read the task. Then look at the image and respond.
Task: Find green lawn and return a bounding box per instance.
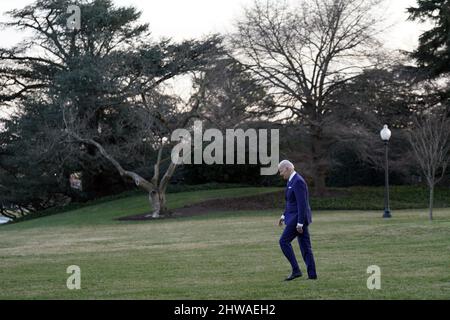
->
[0,187,449,299]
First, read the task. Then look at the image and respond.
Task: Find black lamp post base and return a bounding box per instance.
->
[383,210,392,218]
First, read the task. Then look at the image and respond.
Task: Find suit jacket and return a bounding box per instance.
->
[284,173,312,226]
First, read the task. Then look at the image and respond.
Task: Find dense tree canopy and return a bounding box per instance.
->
[0,0,224,213]
[1,0,448,219]
[408,0,450,77]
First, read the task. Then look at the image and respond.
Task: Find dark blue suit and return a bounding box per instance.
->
[279,173,317,278]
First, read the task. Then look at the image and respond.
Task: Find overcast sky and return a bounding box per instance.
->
[0,0,432,119]
[0,0,430,51]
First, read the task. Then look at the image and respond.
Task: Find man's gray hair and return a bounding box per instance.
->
[278,160,294,170]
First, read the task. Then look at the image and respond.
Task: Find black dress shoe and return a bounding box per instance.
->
[284,272,302,281]
[307,276,318,280]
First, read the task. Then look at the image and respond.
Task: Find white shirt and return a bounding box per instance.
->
[280,171,304,228]
[288,171,296,182]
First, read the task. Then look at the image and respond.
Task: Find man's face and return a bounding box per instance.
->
[279,166,291,180]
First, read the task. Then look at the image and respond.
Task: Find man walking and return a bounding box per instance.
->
[278,160,317,281]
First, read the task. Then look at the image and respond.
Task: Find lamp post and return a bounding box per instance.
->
[380,124,392,218]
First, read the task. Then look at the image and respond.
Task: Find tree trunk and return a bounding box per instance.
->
[147,189,170,218]
[313,168,327,197]
[429,185,434,221]
[144,146,176,218]
[66,131,179,219]
[310,129,328,196]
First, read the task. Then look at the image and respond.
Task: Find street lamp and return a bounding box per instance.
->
[380,124,392,218]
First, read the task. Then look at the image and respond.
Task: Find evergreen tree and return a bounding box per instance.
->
[0,0,222,213]
[408,0,450,77]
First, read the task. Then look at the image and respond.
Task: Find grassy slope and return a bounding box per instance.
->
[3,187,281,229]
[311,186,450,210]
[0,187,449,299]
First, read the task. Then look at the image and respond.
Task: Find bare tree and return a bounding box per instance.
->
[407,112,450,220]
[63,89,202,218]
[192,57,272,130]
[330,64,429,173]
[231,0,386,195]
[0,0,225,208]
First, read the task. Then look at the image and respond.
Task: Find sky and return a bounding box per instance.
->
[0,0,430,51]
[0,0,432,120]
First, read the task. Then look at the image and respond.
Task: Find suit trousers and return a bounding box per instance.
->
[279,220,317,278]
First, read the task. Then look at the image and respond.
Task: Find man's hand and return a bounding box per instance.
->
[278,217,285,227]
[296,225,303,234]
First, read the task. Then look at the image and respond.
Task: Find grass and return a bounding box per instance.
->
[4,187,281,229]
[8,182,256,223]
[310,186,450,210]
[0,187,449,299]
[10,185,449,225]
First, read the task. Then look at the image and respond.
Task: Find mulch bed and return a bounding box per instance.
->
[117,190,285,221]
[116,188,351,221]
